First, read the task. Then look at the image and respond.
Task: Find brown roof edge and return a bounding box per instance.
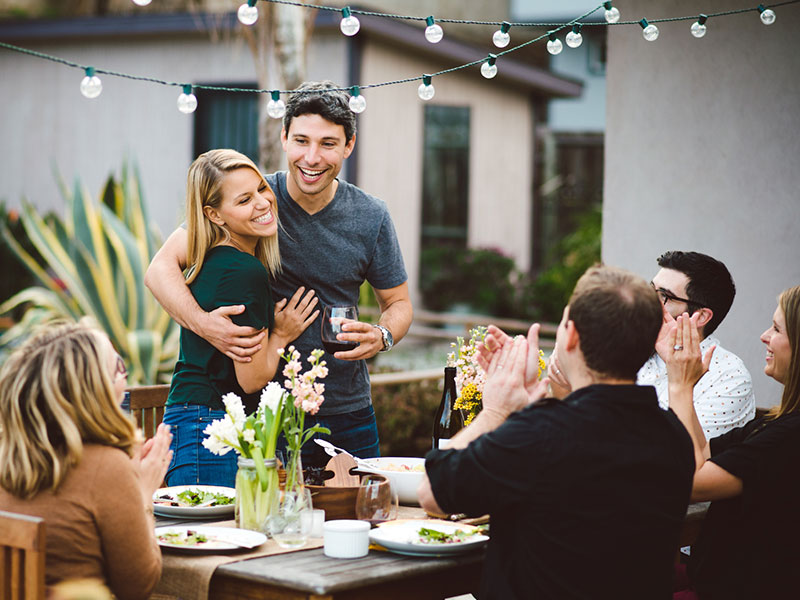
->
[354,13,582,99]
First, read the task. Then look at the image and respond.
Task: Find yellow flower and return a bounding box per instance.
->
[537,349,546,378]
[461,383,478,401]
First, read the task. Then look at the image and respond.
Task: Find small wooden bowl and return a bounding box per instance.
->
[279,469,387,520]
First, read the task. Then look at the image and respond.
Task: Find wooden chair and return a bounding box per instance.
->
[0,510,46,600]
[127,384,170,439]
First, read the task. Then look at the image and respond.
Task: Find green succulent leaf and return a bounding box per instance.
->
[0,163,178,384]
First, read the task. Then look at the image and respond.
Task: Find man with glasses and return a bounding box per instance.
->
[638,250,755,437]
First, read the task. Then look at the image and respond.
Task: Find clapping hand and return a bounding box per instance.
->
[479,324,550,412]
[135,423,173,508]
[665,312,715,392]
[654,303,679,361]
[546,347,571,398]
[478,325,538,392]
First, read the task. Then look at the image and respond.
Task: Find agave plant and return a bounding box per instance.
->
[0,164,179,384]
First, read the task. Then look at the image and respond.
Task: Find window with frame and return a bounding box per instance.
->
[420,105,470,252]
[193,84,260,165]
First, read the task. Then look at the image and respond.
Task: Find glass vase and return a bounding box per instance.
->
[235,457,279,534]
[270,451,313,548]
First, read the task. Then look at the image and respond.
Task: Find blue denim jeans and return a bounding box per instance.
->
[279,405,381,469]
[162,404,238,487]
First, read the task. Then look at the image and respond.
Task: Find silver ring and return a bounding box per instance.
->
[673,344,684,351]
[553,367,560,374]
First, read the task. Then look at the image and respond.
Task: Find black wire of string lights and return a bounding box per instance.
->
[259,0,799,26]
[0,0,797,115]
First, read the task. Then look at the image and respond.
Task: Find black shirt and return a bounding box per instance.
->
[426,384,694,600]
[689,411,800,600]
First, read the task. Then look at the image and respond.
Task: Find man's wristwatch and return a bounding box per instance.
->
[375,325,393,352]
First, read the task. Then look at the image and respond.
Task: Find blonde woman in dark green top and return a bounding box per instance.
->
[163,149,318,487]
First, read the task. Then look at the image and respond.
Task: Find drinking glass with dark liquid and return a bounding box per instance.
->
[355,475,398,526]
[321,305,359,355]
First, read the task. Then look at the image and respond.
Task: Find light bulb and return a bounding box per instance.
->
[492,30,510,48]
[132,0,152,5]
[237,2,258,26]
[604,4,620,24]
[566,25,583,48]
[547,35,563,55]
[639,19,659,42]
[691,22,707,38]
[418,76,435,101]
[481,56,498,79]
[349,88,366,113]
[267,91,285,119]
[425,17,443,44]
[80,68,102,99]
[759,7,776,25]
[177,86,197,114]
[493,22,511,48]
[691,14,708,38]
[642,24,659,41]
[340,7,360,36]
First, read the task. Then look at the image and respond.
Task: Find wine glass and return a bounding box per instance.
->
[321,305,359,355]
[355,475,398,526]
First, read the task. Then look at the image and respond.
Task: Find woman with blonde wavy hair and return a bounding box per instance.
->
[667,285,800,599]
[162,149,318,486]
[0,319,171,600]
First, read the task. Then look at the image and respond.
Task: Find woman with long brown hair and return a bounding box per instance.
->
[667,285,800,599]
[0,319,171,599]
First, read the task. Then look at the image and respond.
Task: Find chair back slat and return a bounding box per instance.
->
[0,511,45,600]
[128,385,170,439]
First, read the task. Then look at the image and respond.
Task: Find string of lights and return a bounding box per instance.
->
[0,1,797,115]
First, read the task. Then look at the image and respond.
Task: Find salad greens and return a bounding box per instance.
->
[155,488,234,508]
[417,526,481,544]
[176,489,234,507]
[158,530,209,546]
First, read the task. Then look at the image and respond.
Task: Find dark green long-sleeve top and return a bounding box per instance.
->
[166,245,274,414]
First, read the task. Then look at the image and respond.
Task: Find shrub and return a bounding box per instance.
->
[372,376,442,458]
[529,205,602,322]
[0,164,179,384]
[419,246,518,316]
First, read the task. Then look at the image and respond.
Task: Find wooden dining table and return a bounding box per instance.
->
[155,503,709,600]
[207,544,483,600]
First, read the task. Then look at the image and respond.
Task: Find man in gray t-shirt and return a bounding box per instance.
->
[145,82,412,466]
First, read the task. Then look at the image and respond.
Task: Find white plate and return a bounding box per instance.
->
[369,519,488,557]
[152,485,235,519]
[155,525,266,553]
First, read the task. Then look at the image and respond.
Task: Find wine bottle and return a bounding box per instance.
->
[432,366,463,449]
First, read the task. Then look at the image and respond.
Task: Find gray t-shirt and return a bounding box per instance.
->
[267,171,407,415]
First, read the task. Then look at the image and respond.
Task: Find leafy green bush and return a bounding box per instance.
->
[0,165,179,384]
[419,206,601,323]
[420,246,518,316]
[372,376,441,458]
[528,205,602,322]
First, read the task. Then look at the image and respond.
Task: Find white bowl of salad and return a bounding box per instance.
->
[356,457,425,505]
